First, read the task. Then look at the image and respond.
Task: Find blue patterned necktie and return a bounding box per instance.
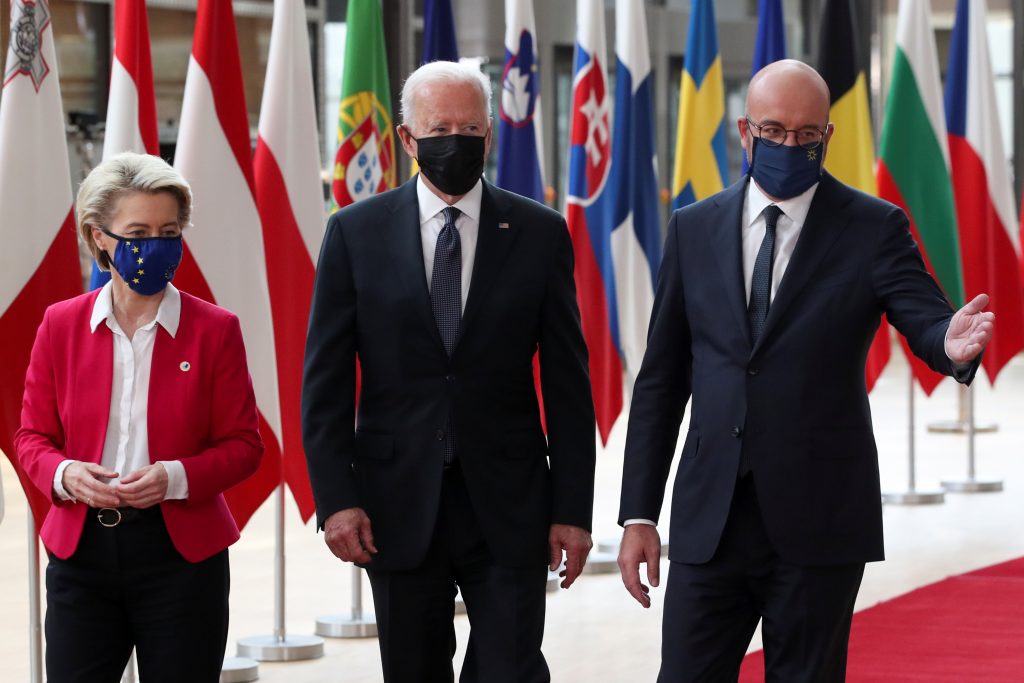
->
[430,206,461,465]
[748,204,783,344]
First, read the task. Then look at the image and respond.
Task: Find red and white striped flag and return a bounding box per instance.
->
[174,0,282,529]
[0,0,82,526]
[104,0,158,158]
[254,0,323,522]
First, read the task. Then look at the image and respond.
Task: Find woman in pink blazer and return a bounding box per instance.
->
[16,152,264,683]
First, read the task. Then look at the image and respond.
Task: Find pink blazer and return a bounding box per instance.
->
[16,289,264,562]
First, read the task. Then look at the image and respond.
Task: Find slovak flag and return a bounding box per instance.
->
[174,0,282,529]
[496,0,545,202]
[608,0,662,381]
[253,0,324,521]
[0,0,82,527]
[566,0,620,444]
[944,0,1024,384]
[90,0,161,290]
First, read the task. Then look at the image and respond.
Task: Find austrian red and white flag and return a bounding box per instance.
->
[254,0,324,522]
[0,0,82,527]
[174,0,283,529]
[104,0,158,158]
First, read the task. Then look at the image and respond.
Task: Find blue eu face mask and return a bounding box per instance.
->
[101,229,183,296]
[749,138,824,199]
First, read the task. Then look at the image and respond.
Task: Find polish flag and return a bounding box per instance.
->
[0,0,83,526]
[254,0,323,522]
[174,0,282,529]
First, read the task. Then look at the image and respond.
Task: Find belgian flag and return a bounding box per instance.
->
[817,0,890,391]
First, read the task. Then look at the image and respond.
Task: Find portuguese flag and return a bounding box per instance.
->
[876,0,963,394]
[331,0,396,209]
[817,0,890,392]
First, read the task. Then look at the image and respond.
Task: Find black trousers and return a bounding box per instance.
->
[45,508,229,683]
[659,475,865,683]
[367,465,550,683]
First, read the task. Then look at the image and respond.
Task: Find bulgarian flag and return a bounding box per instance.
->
[254,0,324,522]
[174,0,283,529]
[90,0,161,290]
[818,0,890,392]
[0,0,83,527]
[876,0,963,395]
[944,0,1023,384]
[330,0,396,210]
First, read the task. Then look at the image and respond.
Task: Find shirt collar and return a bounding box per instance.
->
[746,176,819,228]
[416,175,483,225]
[89,281,181,338]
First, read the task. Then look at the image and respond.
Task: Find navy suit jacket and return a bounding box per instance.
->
[302,178,595,572]
[619,173,977,567]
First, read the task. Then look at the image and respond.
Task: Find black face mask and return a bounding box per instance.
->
[413,133,485,196]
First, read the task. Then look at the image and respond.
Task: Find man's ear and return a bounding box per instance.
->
[396,124,418,160]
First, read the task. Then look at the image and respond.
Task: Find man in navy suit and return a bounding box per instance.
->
[302,61,595,683]
[616,60,993,682]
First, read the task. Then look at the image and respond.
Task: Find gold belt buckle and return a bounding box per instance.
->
[97,508,123,528]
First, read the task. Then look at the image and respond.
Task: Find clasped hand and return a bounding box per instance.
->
[62,461,168,509]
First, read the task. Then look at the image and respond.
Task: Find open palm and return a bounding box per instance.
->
[944,293,995,365]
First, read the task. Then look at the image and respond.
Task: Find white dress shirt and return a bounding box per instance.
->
[53,282,188,502]
[624,179,820,529]
[418,175,483,312]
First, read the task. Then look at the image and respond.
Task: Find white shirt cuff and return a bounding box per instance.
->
[624,518,656,527]
[53,460,76,502]
[160,460,189,500]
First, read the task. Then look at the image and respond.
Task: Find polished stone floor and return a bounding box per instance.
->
[1,349,1022,682]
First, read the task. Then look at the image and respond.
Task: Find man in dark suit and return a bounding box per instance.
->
[302,60,596,683]
[616,60,994,682]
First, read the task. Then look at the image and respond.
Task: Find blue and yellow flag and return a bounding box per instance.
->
[671,0,727,211]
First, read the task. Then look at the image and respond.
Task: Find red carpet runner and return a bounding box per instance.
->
[738,557,1024,682]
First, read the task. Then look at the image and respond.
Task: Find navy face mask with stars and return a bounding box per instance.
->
[749,138,824,199]
[101,228,183,296]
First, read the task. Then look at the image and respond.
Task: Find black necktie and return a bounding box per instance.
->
[430,206,461,465]
[748,205,783,344]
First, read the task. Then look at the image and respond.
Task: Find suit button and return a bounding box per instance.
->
[747,367,759,376]
[731,426,742,438]
[435,430,445,441]
[445,374,454,382]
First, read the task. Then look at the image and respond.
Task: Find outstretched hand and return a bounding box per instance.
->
[945,293,994,365]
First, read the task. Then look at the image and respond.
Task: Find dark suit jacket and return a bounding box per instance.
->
[302,178,595,572]
[619,173,977,567]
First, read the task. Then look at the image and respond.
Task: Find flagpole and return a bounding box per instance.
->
[882,372,944,505]
[941,385,1003,493]
[237,484,324,661]
[28,516,42,683]
[926,383,997,433]
[314,565,378,638]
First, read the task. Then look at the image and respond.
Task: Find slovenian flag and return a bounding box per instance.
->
[944,0,1023,384]
[608,0,661,380]
[90,0,160,290]
[496,0,545,203]
[565,0,620,443]
[174,0,283,528]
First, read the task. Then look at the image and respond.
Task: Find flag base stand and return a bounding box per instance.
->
[941,479,1003,493]
[882,489,945,505]
[236,635,324,662]
[926,420,997,434]
[315,614,378,638]
[220,657,260,682]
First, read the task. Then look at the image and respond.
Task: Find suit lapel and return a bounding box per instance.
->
[386,179,447,353]
[708,178,751,340]
[457,181,520,350]
[79,297,114,464]
[751,173,853,356]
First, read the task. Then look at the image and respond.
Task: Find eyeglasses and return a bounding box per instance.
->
[746,117,828,149]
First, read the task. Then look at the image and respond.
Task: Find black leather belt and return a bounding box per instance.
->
[96,507,159,528]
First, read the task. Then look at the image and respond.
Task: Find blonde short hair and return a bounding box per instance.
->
[400,60,492,132]
[76,152,192,270]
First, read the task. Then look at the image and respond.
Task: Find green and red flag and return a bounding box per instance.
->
[876,0,963,394]
[331,0,396,209]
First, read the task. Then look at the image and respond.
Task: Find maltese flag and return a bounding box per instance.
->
[254,0,324,522]
[174,0,282,529]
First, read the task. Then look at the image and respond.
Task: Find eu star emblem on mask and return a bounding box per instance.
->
[806,149,818,162]
[4,0,52,92]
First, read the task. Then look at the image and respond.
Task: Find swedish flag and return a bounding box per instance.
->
[671,0,728,211]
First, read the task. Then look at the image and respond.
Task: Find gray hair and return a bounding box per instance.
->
[76,151,192,270]
[400,60,492,131]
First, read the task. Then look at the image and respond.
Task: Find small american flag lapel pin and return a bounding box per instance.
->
[498,221,510,230]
